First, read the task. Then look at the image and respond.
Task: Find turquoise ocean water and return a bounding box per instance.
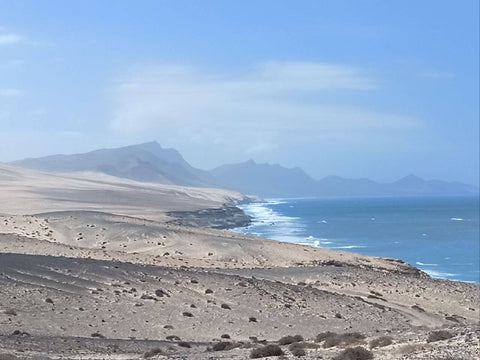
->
[234,196,479,283]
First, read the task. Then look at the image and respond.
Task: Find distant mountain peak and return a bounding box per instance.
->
[139,140,161,146]
[400,174,423,181]
[11,142,478,198]
[394,174,426,186]
[11,141,216,188]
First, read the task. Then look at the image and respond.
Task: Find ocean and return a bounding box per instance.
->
[233,196,479,283]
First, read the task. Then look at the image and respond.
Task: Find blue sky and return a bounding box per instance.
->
[0,0,478,184]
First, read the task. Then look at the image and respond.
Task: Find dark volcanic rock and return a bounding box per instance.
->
[167,206,252,229]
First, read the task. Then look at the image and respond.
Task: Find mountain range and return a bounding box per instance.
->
[12,141,478,198]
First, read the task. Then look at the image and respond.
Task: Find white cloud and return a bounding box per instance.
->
[109,62,420,157]
[0,30,23,45]
[0,88,24,97]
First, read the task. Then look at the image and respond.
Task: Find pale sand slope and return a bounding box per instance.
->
[0,163,251,222]
[0,211,422,272]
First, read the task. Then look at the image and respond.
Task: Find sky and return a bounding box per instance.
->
[0,0,478,184]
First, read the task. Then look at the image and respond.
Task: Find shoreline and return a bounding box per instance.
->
[233,197,480,283]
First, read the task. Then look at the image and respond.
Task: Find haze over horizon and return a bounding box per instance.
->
[1,0,479,185]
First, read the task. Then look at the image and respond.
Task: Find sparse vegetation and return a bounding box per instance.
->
[221,303,231,310]
[288,342,307,357]
[212,341,239,351]
[369,336,393,348]
[205,289,213,294]
[221,334,231,339]
[427,330,454,343]
[323,332,366,348]
[90,332,105,338]
[45,298,54,304]
[333,346,373,360]
[249,316,257,322]
[250,344,284,358]
[178,341,191,348]
[182,311,194,317]
[144,348,165,358]
[155,289,169,297]
[315,331,336,342]
[279,335,304,345]
[166,335,181,341]
[11,330,29,336]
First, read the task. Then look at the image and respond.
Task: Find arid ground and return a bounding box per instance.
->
[0,164,478,359]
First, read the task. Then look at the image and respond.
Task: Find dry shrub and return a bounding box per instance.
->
[288,342,307,357]
[166,335,181,341]
[333,346,373,360]
[178,341,191,348]
[250,344,284,358]
[278,335,304,345]
[315,331,336,342]
[182,311,194,317]
[369,336,393,348]
[323,332,366,348]
[155,289,169,297]
[427,330,454,343]
[212,341,237,351]
[144,347,165,358]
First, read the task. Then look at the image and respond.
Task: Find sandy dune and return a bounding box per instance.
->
[0,163,250,222]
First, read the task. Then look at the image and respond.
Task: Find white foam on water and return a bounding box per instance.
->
[450,217,464,221]
[264,199,287,205]
[332,245,366,249]
[423,269,458,279]
[234,201,307,244]
[416,261,438,266]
